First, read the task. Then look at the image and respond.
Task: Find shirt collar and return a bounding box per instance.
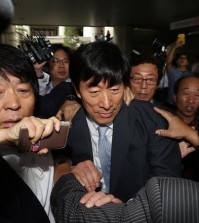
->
[86,115,113,131]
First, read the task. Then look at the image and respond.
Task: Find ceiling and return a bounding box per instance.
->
[12,0,199,30]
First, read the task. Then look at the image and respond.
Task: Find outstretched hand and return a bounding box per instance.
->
[56,100,81,122]
[34,61,47,78]
[80,190,122,208]
[154,107,190,139]
[179,141,196,158]
[154,107,199,154]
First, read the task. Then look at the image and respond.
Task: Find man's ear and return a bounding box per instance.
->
[72,84,81,99]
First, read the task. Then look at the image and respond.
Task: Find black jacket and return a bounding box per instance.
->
[67,99,181,202]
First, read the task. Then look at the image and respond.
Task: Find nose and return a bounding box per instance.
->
[59,60,65,67]
[140,79,147,88]
[187,94,196,104]
[99,92,112,110]
[4,89,21,110]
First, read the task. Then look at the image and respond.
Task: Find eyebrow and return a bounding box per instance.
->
[130,72,156,76]
[181,87,199,91]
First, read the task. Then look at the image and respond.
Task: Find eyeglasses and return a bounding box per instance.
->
[130,75,157,85]
[51,58,69,64]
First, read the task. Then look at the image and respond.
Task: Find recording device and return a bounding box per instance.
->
[130,38,166,60]
[18,32,54,64]
[152,38,167,70]
[177,33,185,45]
[17,121,70,152]
[152,38,166,57]
[130,38,167,72]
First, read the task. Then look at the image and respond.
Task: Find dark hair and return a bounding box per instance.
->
[175,53,189,61]
[174,74,199,95]
[51,44,73,60]
[70,41,130,90]
[173,53,190,68]
[129,53,163,83]
[0,44,39,98]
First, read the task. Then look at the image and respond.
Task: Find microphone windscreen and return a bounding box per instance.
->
[0,0,14,34]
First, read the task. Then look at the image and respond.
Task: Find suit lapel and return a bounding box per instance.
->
[69,108,94,162]
[110,103,132,192]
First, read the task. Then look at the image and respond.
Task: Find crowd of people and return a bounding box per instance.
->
[1,0,199,222]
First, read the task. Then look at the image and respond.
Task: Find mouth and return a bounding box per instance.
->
[2,119,21,128]
[58,71,66,75]
[98,111,114,118]
[185,106,196,113]
[136,93,148,99]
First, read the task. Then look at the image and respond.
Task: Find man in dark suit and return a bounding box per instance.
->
[66,41,181,202]
[0,1,50,222]
[51,173,199,223]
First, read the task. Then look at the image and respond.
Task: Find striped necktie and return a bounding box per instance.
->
[98,125,111,193]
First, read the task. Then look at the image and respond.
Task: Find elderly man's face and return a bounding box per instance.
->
[0,73,35,129]
[130,63,158,102]
[174,77,199,124]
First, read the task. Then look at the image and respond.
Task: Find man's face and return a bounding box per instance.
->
[129,63,158,101]
[0,74,35,129]
[176,55,189,67]
[75,78,124,124]
[174,77,199,122]
[49,49,70,82]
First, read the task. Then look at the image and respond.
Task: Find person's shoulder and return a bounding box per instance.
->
[54,81,72,89]
[168,66,178,74]
[71,107,86,123]
[127,100,157,122]
[129,99,154,111]
[128,99,168,125]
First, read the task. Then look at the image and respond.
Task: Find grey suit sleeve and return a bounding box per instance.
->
[145,177,199,223]
[51,174,199,223]
[51,173,151,223]
[159,177,199,223]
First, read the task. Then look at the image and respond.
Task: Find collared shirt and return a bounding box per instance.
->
[86,116,113,192]
[0,145,55,222]
[38,71,71,96]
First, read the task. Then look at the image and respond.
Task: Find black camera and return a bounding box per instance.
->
[152,38,166,58]
[130,38,167,68]
[18,33,53,64]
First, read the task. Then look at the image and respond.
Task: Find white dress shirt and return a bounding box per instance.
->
[86,117,113,192]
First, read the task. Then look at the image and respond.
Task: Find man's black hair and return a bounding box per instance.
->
[70,41,130,90]
[50,44,73,60]
[0,44,39,98]
[129,53,163,83]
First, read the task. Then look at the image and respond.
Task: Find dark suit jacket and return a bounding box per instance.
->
[51,173,199,223]
[35,81,76,118]
[0,155,50,223]
[67,99,181,202]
